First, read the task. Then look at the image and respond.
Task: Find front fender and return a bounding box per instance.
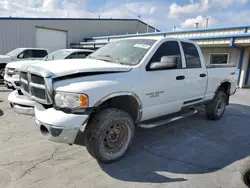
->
[53,73,141,108]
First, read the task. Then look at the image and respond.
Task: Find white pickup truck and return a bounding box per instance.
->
[0,48,48,78]
[15,37,238,163]
[4,49,94,90]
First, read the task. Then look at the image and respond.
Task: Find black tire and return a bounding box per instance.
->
[206,91,227,120]
[85,108,135,163]
[240,159,250,187]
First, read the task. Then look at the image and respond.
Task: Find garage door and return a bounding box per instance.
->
[36,27,67,53]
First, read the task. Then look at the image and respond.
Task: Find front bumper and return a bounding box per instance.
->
[8,90,36,116]
[35,120,81,144]
[35,104,89,144]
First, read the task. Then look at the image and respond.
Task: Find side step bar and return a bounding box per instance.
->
[137,109,198,129]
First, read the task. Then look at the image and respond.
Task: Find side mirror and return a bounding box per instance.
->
[150,56,177,70]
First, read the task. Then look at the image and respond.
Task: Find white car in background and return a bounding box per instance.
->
[0,48,49,78]
[7,48,94,115]
[4,49,94,89]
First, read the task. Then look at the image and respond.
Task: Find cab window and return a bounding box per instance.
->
[147,41,182,70]
[181,42,201,68]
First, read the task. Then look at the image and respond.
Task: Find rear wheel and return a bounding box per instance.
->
[206,91,227,120]
[85,108,135,163]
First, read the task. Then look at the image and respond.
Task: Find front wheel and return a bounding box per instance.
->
[206,91,227,120]
[85,108,135,163]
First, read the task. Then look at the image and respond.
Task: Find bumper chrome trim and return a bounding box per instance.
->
[12,104,34,116]
[8,90,36,116]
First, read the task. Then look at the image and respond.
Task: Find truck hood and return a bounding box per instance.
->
[28,59,132,78]
[0,55,11,63]
[6,60,45,69]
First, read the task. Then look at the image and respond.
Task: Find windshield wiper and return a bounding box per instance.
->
[96,55,122,64]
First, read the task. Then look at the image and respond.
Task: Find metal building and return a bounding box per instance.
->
[0,17,158,54]
[71,25,250,88]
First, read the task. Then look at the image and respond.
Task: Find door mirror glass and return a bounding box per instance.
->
[150,55,177,70]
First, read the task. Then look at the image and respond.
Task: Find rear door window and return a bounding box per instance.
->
[181,42,201,68]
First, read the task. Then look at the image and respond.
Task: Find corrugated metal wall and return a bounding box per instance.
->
[202,47,241,66]
[0,19,155,54]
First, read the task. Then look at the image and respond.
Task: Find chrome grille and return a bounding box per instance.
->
[31,74,45,85]
[20,71,51,104]
[20,72,28,81]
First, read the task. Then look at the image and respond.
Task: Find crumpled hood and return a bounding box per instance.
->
[6,60,45,69]
[0,55,11,63]
[29,59,132,78]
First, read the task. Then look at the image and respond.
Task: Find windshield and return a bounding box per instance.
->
[6,48,23,57]
[44,50,72,61]
[87,39,156,65]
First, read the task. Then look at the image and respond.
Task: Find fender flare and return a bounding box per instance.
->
[215,80,232,94]
[93,91,142,122]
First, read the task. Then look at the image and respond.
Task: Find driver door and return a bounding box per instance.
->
[140,40,188,121]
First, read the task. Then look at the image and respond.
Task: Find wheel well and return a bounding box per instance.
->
[95,95,141,122]
[217,82,231,104]
[217,82,231,94]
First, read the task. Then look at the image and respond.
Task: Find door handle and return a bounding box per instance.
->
[176,75,185,80]
[231,72,236,75]
[200,73,206,77]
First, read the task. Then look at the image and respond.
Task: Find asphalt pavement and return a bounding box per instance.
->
[0,85,250,188]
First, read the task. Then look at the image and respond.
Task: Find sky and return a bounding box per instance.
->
[1,0,250,31]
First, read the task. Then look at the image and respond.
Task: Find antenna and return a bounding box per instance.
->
[206,17,209,28]
[137,15,141,33]
[195,22,199,29]
[78,33,80,49]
